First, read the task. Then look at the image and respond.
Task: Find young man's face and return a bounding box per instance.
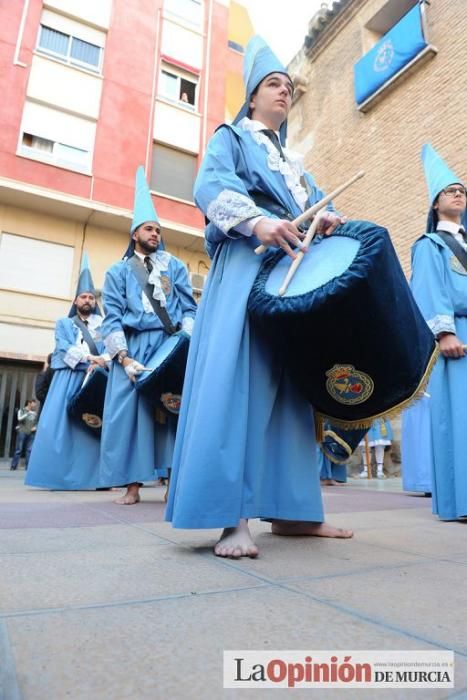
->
[249,72,293,129]
[434,183,467,220]
[132,222,161,254]
[75,292,96,316]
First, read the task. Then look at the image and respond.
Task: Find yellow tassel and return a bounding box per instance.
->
[315,414,324,443]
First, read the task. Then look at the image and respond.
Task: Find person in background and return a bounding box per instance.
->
[10,399,37,471]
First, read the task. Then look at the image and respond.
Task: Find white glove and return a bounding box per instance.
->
[124,360,145,382]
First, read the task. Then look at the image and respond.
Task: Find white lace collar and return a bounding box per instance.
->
[134,249,172,309]
[238,117,308,211]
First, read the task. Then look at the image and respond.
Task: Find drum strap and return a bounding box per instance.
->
[127,256,178,335]
[436,231,467,272]
[248,191,311,233]
[72,316,99,356]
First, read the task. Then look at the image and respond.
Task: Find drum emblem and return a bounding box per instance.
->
[161,392,182,414]
[82,413,102,429]
[161,275,171,295]
[325,365,374,405]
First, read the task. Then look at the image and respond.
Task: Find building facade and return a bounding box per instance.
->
[288,0,467,273]
[0,0,253,457]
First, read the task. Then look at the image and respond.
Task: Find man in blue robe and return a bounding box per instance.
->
[25,256,107,490]
[166,36,353,557]
[98,167,197,504]
[408,144,467,520]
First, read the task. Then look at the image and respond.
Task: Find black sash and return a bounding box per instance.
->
[127,256,178,335]
[248,191,311,233]
[436,231,467,272]
[73,316,99,356]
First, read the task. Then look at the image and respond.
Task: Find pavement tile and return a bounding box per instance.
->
[6,586,464,700]
[291,560,467,655]
[0,545,262,614]
[356,522,467,559]
[0,524,169,555]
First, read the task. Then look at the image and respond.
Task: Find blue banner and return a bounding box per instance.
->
[354,4,427,105]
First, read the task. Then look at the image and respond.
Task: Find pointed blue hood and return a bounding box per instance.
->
[233,35,290,145]
[69,252,101,317]
[124,166,164,258]
[422,144,465,231]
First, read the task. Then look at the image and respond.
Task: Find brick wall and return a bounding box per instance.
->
[288,0,467,274]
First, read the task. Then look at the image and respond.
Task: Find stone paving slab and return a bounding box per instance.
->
[292,558,467,656]
[5,586,464,700]
[0,542,265,614]
[0,467,465,699]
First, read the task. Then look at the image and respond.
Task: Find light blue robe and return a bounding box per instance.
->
[318,447,347,483]
[98,254,196,487]
[166,122,335,528]
[402,395,432,493]
[361,419,393,446]
[410,233,467,519]
[25,315,105,490]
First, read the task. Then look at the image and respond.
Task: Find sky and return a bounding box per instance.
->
[239,0,328,65]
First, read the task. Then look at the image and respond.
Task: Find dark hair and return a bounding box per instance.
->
[47,353,53,364]
[247,72,294,119]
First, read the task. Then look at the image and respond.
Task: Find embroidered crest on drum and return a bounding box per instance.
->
[82,413,102,429]
[160,275,171,295]
[161,392,181,414]
[450,256,467,275]
[325,365,374,405]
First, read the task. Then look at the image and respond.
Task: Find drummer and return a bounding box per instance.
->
[166,36,352,557]
[25,256,107,490]
[97,167,196,504]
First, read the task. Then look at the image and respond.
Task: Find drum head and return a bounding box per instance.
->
[265,235,361,297]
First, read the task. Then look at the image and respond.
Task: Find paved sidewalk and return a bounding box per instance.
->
[0,462,465,699]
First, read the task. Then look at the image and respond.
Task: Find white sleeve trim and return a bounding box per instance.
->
[427,314,456,337]
[64,345,87,369]
[206,189,262,234]
[105,330,128,358]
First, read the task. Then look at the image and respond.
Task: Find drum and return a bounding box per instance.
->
[248,219,437,428]
[322,425,368,464]
[67,366,108,436]
[135,331,190,414]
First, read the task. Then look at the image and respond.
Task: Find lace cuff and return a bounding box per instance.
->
[105,330,128,358]
[427,314,456,337]
[182,316,194,336]
[64,345,87,369]
[206,190,262,234]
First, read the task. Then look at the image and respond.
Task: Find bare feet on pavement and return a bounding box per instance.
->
[214,519,259,558]
[271,521,353,538]
[114,485,141,505]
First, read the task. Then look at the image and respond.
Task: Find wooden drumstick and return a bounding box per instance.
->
[278,208,325,296]
[254,170,365,255]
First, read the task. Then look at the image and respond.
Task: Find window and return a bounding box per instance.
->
[151,144,197,202]
[0,233,74,298]
[164,0,202,27]
[37,23,102,72]
[19,101,96,173]
[159,65,198,109]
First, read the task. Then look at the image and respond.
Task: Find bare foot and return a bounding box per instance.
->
[114,486,141,505]
[321,479,340,486]
[214,519,259,558]
[271,520,353,539]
